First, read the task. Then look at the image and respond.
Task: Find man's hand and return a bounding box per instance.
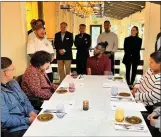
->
[29,111,37,118]
[29,116,36,124]
[59,49,65,55]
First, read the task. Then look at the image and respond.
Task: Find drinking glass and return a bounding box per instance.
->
[115,108,124,122]
[71,71,78,79]
[111,87,118,96]
[69,82,75,92]
[107,72,113,80]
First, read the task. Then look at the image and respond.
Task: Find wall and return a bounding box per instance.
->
[1,2,28,76]
[26,2,38,31]
[43,2,57,38]
[143,2,160,71]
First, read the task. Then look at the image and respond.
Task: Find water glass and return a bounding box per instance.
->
[111,87,118,96]
[69,82,75,92]
[107,72,113,80]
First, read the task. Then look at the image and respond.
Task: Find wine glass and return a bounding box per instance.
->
[71,71,78,79]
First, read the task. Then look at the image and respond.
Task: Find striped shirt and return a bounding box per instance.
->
[135,69,161,106]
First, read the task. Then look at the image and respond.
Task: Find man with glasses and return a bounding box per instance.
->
[86,42,111,75]
[27,24,54,82]
[1,57,37,137]
[97,20,118,74]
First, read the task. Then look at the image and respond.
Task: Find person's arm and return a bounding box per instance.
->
[27,40,35,55]
[86,35,91,49]
[54,33,62,51]
[1,96,30,129]
[86,58,92,75]
[103,57,111,75]
[123,38,128,52]
[112,34,118,52]
[74,35,80,48]
[135,80,161,102]
[25,72,52,100]
[97,34,102,44]
[64,33,74,50]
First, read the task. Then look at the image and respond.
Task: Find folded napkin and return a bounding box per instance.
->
[114,122,148,132]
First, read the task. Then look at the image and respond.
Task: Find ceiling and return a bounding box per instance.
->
[104,1,145,20]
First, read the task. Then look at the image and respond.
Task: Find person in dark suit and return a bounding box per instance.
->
[74,24,91,74]
[54,22,73,83]
[122,26,142,86]
[155,32,161,51]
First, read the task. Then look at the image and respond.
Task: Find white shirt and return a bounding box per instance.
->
[97,31,118,52]
[27,37,54,73]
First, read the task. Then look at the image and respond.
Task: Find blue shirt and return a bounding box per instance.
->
[1,80,37,132]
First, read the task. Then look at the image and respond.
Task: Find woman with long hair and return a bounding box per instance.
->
[122,26,142,86]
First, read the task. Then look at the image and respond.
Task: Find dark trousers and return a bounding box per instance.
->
[47,72,53,83]
[125,61,138,85]
[76,52,89,74]
[7,129,27,137]
[142,113,161,137]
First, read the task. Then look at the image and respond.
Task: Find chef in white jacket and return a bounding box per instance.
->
[27,24,54,82]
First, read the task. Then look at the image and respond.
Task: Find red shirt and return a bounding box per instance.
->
[21,65,55,100]
[87,56,111,75]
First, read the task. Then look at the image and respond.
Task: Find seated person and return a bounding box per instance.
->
[21,51,58,100]
[86,42,111,75]
[132,51,161,112]
[146,107,161,137]
[1,57,37,137]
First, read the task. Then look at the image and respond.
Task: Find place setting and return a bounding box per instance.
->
[37,104,67,122]
[110,86,135,102]
[114,108,148,132]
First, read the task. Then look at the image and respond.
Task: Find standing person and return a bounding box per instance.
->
[97,20,118,74]
[54,22,73,83]
[155,32,161,51]
[74,24,91,74]
[27,24,54,82]
[122,26,142,86]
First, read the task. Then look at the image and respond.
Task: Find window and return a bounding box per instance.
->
[90,25,102,48]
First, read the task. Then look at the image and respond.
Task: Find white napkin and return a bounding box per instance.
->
[114,122,148,132]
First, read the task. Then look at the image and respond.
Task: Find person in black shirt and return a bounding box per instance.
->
[74,24,91,74]
[122,26,142,86]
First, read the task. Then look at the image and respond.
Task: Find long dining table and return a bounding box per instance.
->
[23,75,152,137]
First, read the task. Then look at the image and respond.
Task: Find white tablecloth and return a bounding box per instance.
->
[23,75,151,137]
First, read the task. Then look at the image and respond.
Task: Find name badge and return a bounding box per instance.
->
[66,38,69,40]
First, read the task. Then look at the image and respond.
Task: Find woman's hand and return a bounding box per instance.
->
[150,118,157,126]
[147,112,157,120]
[132,88,137,96]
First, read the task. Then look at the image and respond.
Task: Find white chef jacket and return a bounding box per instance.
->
[27,37,54,73]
